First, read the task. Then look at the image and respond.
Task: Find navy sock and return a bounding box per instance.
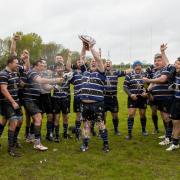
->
[140,117,147,132]
[100,129,108,146]
[52,122,55,134]
[34,126,41,139]
[0,124,5,136]
[46,121,53,136]
[14,126,21,144]
[166,121,173,140]
[128,117,134,135]
[54,125,59,138]
[91,121,95,132]
[83,138,89,147]
[152,115,158,130]
[173,138,179,145]
[75,120,81,130]
[30,123,34,134]
[75,120,81,134]
[25,126,30,137]
[63,123,68,135]
[8,129,15,150]
[112,118,119,132]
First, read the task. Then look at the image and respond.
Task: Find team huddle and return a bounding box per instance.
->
[0,35,179,157]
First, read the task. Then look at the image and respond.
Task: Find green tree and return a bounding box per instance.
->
[41,42,63,65]
[16,32,42,63]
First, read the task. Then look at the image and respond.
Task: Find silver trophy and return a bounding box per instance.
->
[78,35,96,51]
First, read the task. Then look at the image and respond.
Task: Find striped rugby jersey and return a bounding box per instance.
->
[151,65,175,100]
[53,72,70,99]
[70,69,83,97]
[0,68,20,102]
[79,69,106,102]
[104,69,125,96]
[171,72,180,99]
[23,70,41,100]
[123,71,147,95]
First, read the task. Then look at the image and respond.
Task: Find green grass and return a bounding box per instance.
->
[0,78,179,180]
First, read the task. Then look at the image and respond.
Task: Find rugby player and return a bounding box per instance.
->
[123,61,148,140]
[79,42,110,152]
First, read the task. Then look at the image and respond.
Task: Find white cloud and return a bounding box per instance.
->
[0,0,180,64]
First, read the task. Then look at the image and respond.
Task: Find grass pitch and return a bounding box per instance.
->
[0,78,179,180]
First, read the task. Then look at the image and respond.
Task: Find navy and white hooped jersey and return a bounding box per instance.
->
[123,71,147,95]
[70,69,83,97]
[0,68,20,102]
[151,65,175,100]
[171,72,180,99]
[53,73,70,99]
[104,69,125,96]
[23,70,41,100]
[80,70,106,102]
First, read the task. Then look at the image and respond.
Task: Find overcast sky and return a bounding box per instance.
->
[0,0,180,64]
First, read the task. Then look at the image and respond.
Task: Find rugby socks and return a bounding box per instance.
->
[54,125,60,138]
[25,126,30,138]
[103,118,106,125]
[8,129,15,151]
[30,122,34,135]
[34,126,41,140]
[83,137,89,147]
[172,138,179,145]
[52,122,55,134]
[63,123,68,137]
[140,117,147,132]
[0,124,5,136]
[14,126,21,145]
[46,121,53,137]
[166,121,173,140]
[75,120,81,137]
[0,124,4,147]
[100,129,108,146]
[128,117,134,135]
[112,118,119,133]
[91,121,96,135]
[152,115,158,130]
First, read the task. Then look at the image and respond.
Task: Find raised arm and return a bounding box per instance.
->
[80,43,86,63]
[10,34,20,56]
[89,43,104,72]
[66,50,72,72]
[21,50,30,71]
[79,43,87,72]
[160,43,169,65]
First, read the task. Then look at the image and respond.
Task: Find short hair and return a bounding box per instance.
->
[32,60,43,67]
[132,60,143,69]
[177,57,180,62]
[54,62,64,68]
[154,53,162,60]
[7,55,17,65]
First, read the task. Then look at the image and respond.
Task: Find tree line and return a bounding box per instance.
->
[0,32,151,69]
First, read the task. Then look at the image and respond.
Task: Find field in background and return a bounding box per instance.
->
[0,78,179,180]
